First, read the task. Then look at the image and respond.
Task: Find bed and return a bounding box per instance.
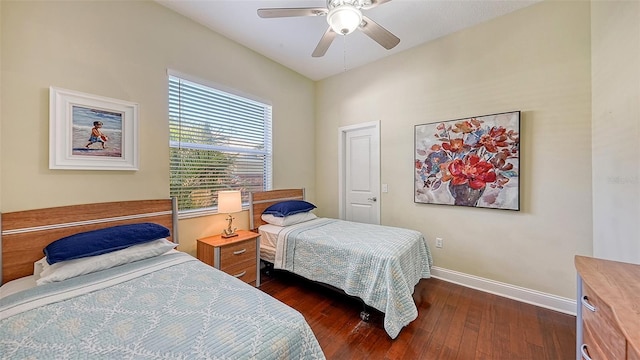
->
[0,199,325,359]
[249,189,433,339]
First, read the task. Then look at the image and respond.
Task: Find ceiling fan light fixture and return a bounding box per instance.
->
[327,5,363,35]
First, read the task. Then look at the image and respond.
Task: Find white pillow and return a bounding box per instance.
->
[261,212,317,226]
[37,238,177,285]
[33,257,49,280]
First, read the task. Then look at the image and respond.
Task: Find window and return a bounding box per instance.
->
[169,74,272,214]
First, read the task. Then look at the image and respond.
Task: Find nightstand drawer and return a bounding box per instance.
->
[223,260,257,284]
[220,239,256,265]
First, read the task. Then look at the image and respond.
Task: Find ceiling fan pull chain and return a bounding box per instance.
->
[343,35,347,72]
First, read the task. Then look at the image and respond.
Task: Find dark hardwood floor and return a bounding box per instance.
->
[259,269,576,360]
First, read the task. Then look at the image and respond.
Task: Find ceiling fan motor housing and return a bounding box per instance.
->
[327,0,364,35]
[327,0,369,8]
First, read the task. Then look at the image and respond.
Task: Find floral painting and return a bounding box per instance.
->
[414,111,520,210]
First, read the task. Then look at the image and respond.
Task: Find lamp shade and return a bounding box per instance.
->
[327,5,362,35]
[218,190,242,214]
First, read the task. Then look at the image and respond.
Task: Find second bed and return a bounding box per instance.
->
[250,189,433,339]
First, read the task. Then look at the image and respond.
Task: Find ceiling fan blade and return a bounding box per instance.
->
[312,27,337,57]
[361,0,392,10]
[359,15,400,50]
[257,8,327,18]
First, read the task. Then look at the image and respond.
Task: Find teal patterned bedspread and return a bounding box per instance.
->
[273,218,433,339]
[0,252,325,360]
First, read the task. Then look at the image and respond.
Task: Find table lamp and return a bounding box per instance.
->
[218,190,242,238]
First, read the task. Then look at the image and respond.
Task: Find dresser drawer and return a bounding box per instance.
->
[629,344,640,360]
[220,239,256,265]
[582,283,626,359]
[582,320,612,360]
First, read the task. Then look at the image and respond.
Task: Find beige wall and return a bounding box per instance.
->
[315,1,593,299]
[591,0,640,264]
[0,0,316,256]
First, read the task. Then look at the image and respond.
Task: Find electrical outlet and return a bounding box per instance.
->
[435,237,443,248]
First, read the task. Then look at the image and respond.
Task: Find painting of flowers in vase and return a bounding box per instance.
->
[415,111,520,210]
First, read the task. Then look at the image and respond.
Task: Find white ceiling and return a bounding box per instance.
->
[156,0,538,81]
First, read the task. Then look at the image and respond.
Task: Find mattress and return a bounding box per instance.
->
[0,252,325,359]
[259,223,282,249]
[0,275,37,299]
[260,243,277,263]
[258,224,284,264]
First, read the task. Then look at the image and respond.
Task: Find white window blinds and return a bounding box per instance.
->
[169,75,272,213]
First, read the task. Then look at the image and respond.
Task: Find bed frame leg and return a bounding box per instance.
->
[262,260,274,276]
[360,304,371,322]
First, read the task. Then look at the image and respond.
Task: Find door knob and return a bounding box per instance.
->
[368,197,377,202]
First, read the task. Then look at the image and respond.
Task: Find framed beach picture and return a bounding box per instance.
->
[49,87,139,170]
[414,111,520,211]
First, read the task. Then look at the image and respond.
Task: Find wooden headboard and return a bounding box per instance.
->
[0,198,178,284]
[249,189,305,230]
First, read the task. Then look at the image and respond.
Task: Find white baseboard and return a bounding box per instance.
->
[430,266,576,316]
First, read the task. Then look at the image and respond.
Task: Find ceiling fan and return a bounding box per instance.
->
[257,0,400,57]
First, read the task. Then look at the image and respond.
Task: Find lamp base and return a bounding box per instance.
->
[222,213,238,238]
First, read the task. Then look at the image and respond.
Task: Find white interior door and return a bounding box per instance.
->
[339,121,380,224]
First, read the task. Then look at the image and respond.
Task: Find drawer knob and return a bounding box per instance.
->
[233,248,247,255]
[580,344,592,360]
[581,295,596,312]
[233,271,247,278]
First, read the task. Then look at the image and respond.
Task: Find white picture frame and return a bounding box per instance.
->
[49,87,139,170]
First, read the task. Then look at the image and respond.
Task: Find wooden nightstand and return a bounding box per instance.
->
[197,230,261,287]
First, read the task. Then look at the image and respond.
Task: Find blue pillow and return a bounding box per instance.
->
[44,222,171,265]
[262,200,316,217]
